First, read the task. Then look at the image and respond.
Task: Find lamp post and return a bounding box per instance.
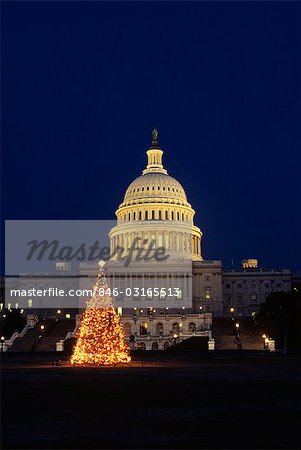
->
[262,334,268,350]
[173,333,178,346]
[0,336,5,353]
[234,323,241,349]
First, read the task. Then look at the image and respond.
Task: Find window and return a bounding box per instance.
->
[152,342,159,350]
[123,323,132,337]
[205,288,211,299]
[188,322,196,332]
[226,283,231,289]
[137,342,146,351]
[236,294,243,305]
[140,323,148,335]
[155,322,164,335]
[225,294,231,305]
[172,322,180,334]
[176,289,182,299]
[205,276,210,282]
[160,290,166,300]
[250,294,257,303]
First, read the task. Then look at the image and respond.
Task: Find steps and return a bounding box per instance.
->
[36,320,76,351]
[213,317,263,350]
[9,326,41,352]
[9,319,75,352]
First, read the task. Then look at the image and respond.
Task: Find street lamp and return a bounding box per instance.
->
[40,325,45,331]
[1,336,5,353]
[235,323,240,329]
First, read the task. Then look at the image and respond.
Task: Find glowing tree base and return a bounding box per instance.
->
[70,262,131,366]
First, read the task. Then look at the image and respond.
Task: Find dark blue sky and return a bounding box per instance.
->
[2,2,300,272]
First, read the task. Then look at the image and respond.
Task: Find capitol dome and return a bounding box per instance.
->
[123,172,187,205]
[109,129,203,261]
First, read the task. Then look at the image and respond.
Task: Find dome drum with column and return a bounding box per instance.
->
[109,129,203,261]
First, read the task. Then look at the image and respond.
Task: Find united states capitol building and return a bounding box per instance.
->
[78,129,291,350]
[3,130,292,352]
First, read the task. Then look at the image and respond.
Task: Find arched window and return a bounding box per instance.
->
[155,322,164,335]
[123,323,132,337]
[145,210,148,220]
[164,341,169,350]
[171,211,174,220]
[140,322,148,335]
[133,212,136,220]
[152,210,155,219]
[158,210,162,220]
[139,211,142,220]
[177,212,180,220]
[165,211,168,219]
[152,342,159,350]
[172,322,180,334]
[137,342,146,351]
[188,322,196,333]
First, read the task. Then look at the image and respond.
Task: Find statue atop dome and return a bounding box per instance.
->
[151,128,159,148]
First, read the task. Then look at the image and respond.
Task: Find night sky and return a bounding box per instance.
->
[2,2,300,272]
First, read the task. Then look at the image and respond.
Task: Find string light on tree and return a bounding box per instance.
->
[70,260,131,366]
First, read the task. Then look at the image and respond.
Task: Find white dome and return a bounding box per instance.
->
[124,173,187,204]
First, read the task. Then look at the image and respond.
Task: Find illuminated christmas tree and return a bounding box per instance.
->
[70,261,131,366]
